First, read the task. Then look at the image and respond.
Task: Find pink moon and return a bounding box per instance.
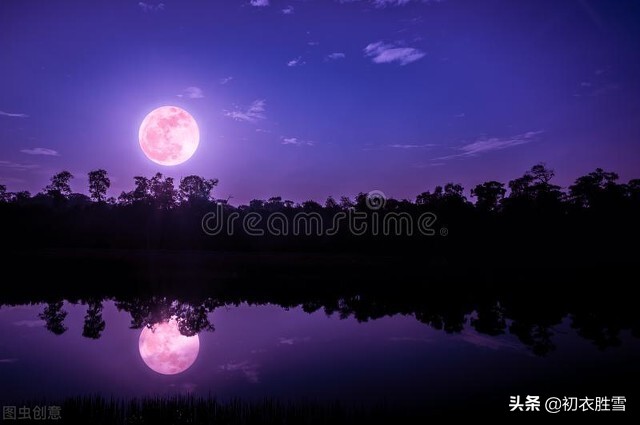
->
[138,106,200,166]
[138,318,200,375]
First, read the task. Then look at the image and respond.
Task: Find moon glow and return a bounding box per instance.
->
[138,106,200,166]
[138,319,200,375]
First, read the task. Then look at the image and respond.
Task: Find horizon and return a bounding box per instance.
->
[1,164,637,206]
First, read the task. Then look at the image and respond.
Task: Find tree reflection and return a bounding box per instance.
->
[82,300,106,339]
[115,297,219,337]
[25,285,637,357]
[39,301,68,335]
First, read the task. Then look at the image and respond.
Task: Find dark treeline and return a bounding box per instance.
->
[5,276,639,356]
[1,163,639,268]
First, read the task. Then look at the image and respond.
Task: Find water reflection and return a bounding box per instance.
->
[139,318,200,375]
[1,298,638,410]
[27,289,639,357]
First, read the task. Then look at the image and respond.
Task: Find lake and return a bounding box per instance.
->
[1,297,637,418]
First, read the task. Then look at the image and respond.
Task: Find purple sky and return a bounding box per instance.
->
[1,0,639,204]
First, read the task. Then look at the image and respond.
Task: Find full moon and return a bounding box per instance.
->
[138,318,200,375]
[138,106,200,166]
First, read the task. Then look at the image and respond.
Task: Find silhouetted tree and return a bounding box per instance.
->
[266,196,284,211]
[569,168,621,209]
[249,199,265,209]
[0,184,6,202]
[471,181,506,211]
[39,301,68,335]
[44,171,74,200]
[302,200,323,211]
[88,169,111,203]
[507,163,563,207]
[629,179,640,205]
[150,173,177,209]
[416,186,443,205]
[339,196,354,209]
[325,196,338,209]
[178,175,218,205]
[82,301,106,339]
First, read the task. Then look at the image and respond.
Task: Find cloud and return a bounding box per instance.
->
[388,144,434,149]
[574,82,619,98]
[138,2,164,12]
[438,131,542,160]
[372,0,411,6]
[250,0,269,6]
[0,160,39,171]
[220,361,260,383]
[307,41,320,46]
[364,41,425,65]
[278,336,310,345]
[454,113,465,118]
[287,56,305,67]
[13,320,44,327]
[20,148,60,156]
[282,137,314,146]
[326,52,346,61]
[0,358,18,363]
[225,99,266,123]
[459,330,527,353]
[0,110,28,118]
[282,5,294,14]
[339,0,439,7]
[255,128,271,133]
[177,86,204,99]
[219,76,233,85]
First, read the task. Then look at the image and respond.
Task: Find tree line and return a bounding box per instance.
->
[1,163,639,212]
[1,163,638,261]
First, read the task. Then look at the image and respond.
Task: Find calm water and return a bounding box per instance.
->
[1,300,638,412]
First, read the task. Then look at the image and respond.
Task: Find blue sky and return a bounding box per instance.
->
[1,0,639,203]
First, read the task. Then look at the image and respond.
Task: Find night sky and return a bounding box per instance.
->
[1,0,639,204]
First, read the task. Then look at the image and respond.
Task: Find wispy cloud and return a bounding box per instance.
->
[13,320,44,327]
[325,52,346,61]
[0,160,39,171]
[458,330,527,353]
[138,2,164,12]
[364,41,425,65]
[307,41,320,47]
[20,147,60,156]
[388,144,434,149]
[219,361,260,383]
[281,5,294,14]
[0,358,18,363]
[177,86,204,99]
[287,56,305,67]
[438,131,542,160]
[250,0,269,6]
[339,0,439,7]
[372,0,411,6]
[219,76,233,85]
[278,336,310,345]
[454,112,465,118]
[282,137,314,146]
[0,110,29,118]
[255,128,271,133]
[574,82,619,98]
[225,99,266,123]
